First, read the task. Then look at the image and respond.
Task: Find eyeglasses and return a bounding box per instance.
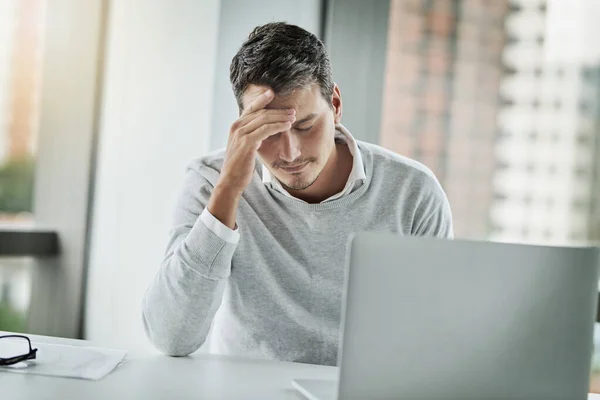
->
[0,335,38,366]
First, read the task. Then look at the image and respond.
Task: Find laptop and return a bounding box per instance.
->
[293,233,600,400]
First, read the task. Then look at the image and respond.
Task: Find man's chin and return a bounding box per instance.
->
[280,175,319,191]
[281,180,312,191]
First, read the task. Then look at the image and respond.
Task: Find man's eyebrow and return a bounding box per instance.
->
[293,113,318,125]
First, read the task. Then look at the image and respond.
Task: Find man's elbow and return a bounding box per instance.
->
[157,342,199,357]
[142,310,204,357]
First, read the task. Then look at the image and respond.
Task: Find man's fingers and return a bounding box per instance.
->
[240,89,274,118]
[237,108,292,128]
[238,112,296,135]
[247,121,292,143]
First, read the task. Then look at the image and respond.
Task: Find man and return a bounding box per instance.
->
[142,22,452,367]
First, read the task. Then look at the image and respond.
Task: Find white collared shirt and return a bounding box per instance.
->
[200,123,366,244]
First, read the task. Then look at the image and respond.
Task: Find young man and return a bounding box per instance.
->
[142,22,453,366]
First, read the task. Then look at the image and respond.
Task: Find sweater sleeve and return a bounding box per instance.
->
[200,208,240,244]
[411,174,454,239]
[142,167,238,356]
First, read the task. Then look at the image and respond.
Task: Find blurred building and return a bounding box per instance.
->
[0,0,44,165]
[379,0,509,239]
[0,0,18,163]
[491,0,600,245]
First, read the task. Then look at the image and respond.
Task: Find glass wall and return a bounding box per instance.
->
[376,0,600,392]
[0,0,47,331]
[0,257,32,333]
[379,0,600,247]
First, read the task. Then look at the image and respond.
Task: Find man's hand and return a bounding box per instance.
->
[220,89,295,194]
[207,88,296,229]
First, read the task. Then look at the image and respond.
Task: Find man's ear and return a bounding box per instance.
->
[332,83,342,124]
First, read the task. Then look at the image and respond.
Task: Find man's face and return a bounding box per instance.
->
[241,83,341,191]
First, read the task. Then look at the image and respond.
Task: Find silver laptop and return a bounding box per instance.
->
[293,233,600,400]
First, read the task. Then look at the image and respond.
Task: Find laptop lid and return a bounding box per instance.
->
[336,234,599,400]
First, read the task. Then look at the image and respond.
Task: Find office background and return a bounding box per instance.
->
[1,0,600,391]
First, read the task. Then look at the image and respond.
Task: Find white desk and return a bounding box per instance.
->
[1,332,336,400]
[3,332,600,400]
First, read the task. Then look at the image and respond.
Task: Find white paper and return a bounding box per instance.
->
[0,339,127,380]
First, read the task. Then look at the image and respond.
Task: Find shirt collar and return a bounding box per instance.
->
[261,123,366,191]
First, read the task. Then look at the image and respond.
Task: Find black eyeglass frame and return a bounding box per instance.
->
[0,335,38,366]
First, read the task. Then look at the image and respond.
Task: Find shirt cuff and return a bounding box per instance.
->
[200,208,240,244]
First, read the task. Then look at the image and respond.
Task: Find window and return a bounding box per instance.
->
[0,0,46,332]
[0,258,32,332]
[331,0,600,392]
[377,0,600,392]
[377,0,600,246]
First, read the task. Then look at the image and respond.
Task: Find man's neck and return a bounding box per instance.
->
[287,142,353,204]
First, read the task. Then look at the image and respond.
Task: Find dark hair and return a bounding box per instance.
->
[230,22,334,111]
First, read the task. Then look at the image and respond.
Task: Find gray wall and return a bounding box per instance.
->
[210,0,323,150]
[326,0,390,144]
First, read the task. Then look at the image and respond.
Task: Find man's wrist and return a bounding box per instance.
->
[207,183,243,230]
[213,182,244,200]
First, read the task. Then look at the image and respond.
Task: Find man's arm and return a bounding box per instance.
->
[411,176,454,239]
[142,88,294,356]
[142,168,237,356]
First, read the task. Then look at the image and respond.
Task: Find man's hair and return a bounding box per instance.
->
[230,22,334,111]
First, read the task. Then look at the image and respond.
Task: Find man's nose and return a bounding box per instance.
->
[279,131,301,162]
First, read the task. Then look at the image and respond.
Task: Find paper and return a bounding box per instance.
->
[0,339,127,380]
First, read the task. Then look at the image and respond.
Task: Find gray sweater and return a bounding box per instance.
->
[142,141,453,366]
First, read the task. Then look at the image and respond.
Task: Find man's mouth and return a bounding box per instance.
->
[280,161,310,173]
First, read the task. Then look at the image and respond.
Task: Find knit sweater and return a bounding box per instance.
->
[142,141,453,366]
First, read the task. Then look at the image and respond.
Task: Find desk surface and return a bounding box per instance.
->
[1,332,336,400]
[3,332,600,400]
